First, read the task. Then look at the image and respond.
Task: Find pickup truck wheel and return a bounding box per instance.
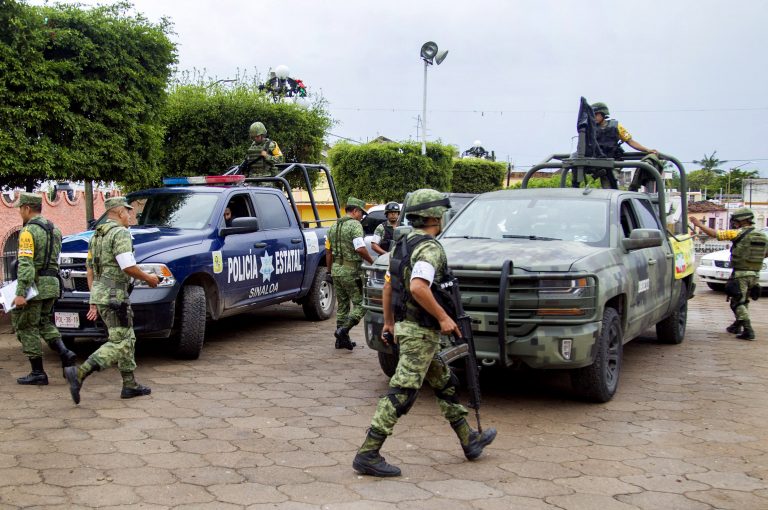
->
[656,281,688,345]
[706,282,725,292]
[302,267,335,320]
[571,307,622,403]
[378,351,398,378]
[173,285,206,360]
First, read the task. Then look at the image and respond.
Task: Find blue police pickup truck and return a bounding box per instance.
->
[53,165,340,359]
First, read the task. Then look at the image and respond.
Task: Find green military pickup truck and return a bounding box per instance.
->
[362,151,696,402]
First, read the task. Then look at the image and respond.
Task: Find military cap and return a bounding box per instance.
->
[346,197,367,213]
[15,192,42,208]
[104,196,133,211]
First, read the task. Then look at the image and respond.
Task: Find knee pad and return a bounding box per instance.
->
[433,371,460,404]
[386,386,418,417]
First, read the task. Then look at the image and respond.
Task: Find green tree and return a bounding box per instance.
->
[327,141,454,203]
[451,158,506,193]
[0,1,177,190]
[162,80,333,187]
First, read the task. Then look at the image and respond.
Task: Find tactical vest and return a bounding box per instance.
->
[595,119,624,158]
[26,217,60,278]
[91,221,131,289]
[379,224,395,251]
[730,227,768,271]
[390,234,455,329]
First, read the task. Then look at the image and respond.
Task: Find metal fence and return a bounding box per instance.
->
[1,230,19,285]
[694,240,730,254]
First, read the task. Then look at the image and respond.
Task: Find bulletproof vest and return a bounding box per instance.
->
[26,217,60,278]
[379,224,395,251]
[390,233,454,329]
[594,119,624,159]
[731,227,768,271]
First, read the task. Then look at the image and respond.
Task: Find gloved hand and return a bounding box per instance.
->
[324,272,333,284]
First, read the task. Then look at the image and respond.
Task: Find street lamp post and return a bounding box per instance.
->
[419,41,448,156]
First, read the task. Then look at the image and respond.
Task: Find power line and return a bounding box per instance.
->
[329,106,768,115]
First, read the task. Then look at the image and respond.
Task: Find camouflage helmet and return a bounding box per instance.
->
[591,102,610,116]
[731,207,755,222]
[249,122,267,137]
[404,189,450,218]
[384,201,401,213]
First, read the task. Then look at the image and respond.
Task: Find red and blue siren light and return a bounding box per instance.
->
[162,175,245,186]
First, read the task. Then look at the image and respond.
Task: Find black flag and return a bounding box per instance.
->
[577,97,605,158]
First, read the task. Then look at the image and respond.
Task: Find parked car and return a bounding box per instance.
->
[695,231,768,291]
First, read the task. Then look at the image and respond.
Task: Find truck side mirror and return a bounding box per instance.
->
[622,228,663,251]
[220,217,260,237]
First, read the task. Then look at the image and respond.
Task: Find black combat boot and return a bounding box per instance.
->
[17,357,48,385]
[48,338,77,375]
[451,418,497,460]
[120,371,152,399]
[726,320,743,334]
[334,327,356,350]
[64,359,101,404]
[352,428,401,477]
[737,320,755,341]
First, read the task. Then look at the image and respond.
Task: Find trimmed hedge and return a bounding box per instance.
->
[451,158,506,193]
[327,141,454,203]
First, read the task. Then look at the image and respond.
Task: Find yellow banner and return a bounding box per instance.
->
[669,234,695,279]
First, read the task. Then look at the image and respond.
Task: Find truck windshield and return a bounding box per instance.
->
[126,192,219,229]
[443,197,609,247]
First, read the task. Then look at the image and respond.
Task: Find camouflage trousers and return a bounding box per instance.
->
[86,304,137,372]
[731,275,758,322]
[370,320,468,435]
[11,298,61,359]
[333,271,364,329]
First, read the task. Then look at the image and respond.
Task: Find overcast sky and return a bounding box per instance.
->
[32,0,768,178]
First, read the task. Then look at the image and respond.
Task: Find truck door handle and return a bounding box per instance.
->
[254,242,267,248]
[648,258,657,265]
[291,238,302,244]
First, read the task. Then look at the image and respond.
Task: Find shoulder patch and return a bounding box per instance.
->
[18,230,34,258]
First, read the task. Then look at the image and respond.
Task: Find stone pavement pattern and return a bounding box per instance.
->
[1,279,767,509]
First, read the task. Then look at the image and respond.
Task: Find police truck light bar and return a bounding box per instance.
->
[163,175,245,186]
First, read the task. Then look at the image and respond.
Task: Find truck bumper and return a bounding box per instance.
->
[474,321,602,369]
[54,287,177,340]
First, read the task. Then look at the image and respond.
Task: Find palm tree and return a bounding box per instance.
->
[693,151,727,175]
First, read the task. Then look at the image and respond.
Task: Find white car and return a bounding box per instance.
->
[696,248,768,291]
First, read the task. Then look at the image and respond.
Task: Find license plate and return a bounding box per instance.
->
[54,312,80,329]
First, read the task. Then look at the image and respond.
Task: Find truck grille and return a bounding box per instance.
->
[59,254,89,294]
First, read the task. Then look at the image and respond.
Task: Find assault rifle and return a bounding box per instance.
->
[437,276,484,432]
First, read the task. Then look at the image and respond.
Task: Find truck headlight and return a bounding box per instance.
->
[133,263,175,288]
[698,259,714,267]
[537,277,596,317]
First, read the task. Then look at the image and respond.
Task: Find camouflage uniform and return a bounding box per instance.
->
[85,219,139,372]
[720,212,768,340]
[353,188,496,478]
[370,231,468,434]
[244,138,284,177]
[11,193,75,385]
[65,197,152,403]
[326,197,368,348]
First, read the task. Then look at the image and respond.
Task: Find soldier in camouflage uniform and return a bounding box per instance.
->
[371,201,401,256]
[65,197,160,404]
[240,121,284,178]
[325,197,374,350]
[691,208,768,340]
[12,192,76,385]
[353,189,496,477]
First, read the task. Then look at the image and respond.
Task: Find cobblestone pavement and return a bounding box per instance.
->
[1,278,768,509]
